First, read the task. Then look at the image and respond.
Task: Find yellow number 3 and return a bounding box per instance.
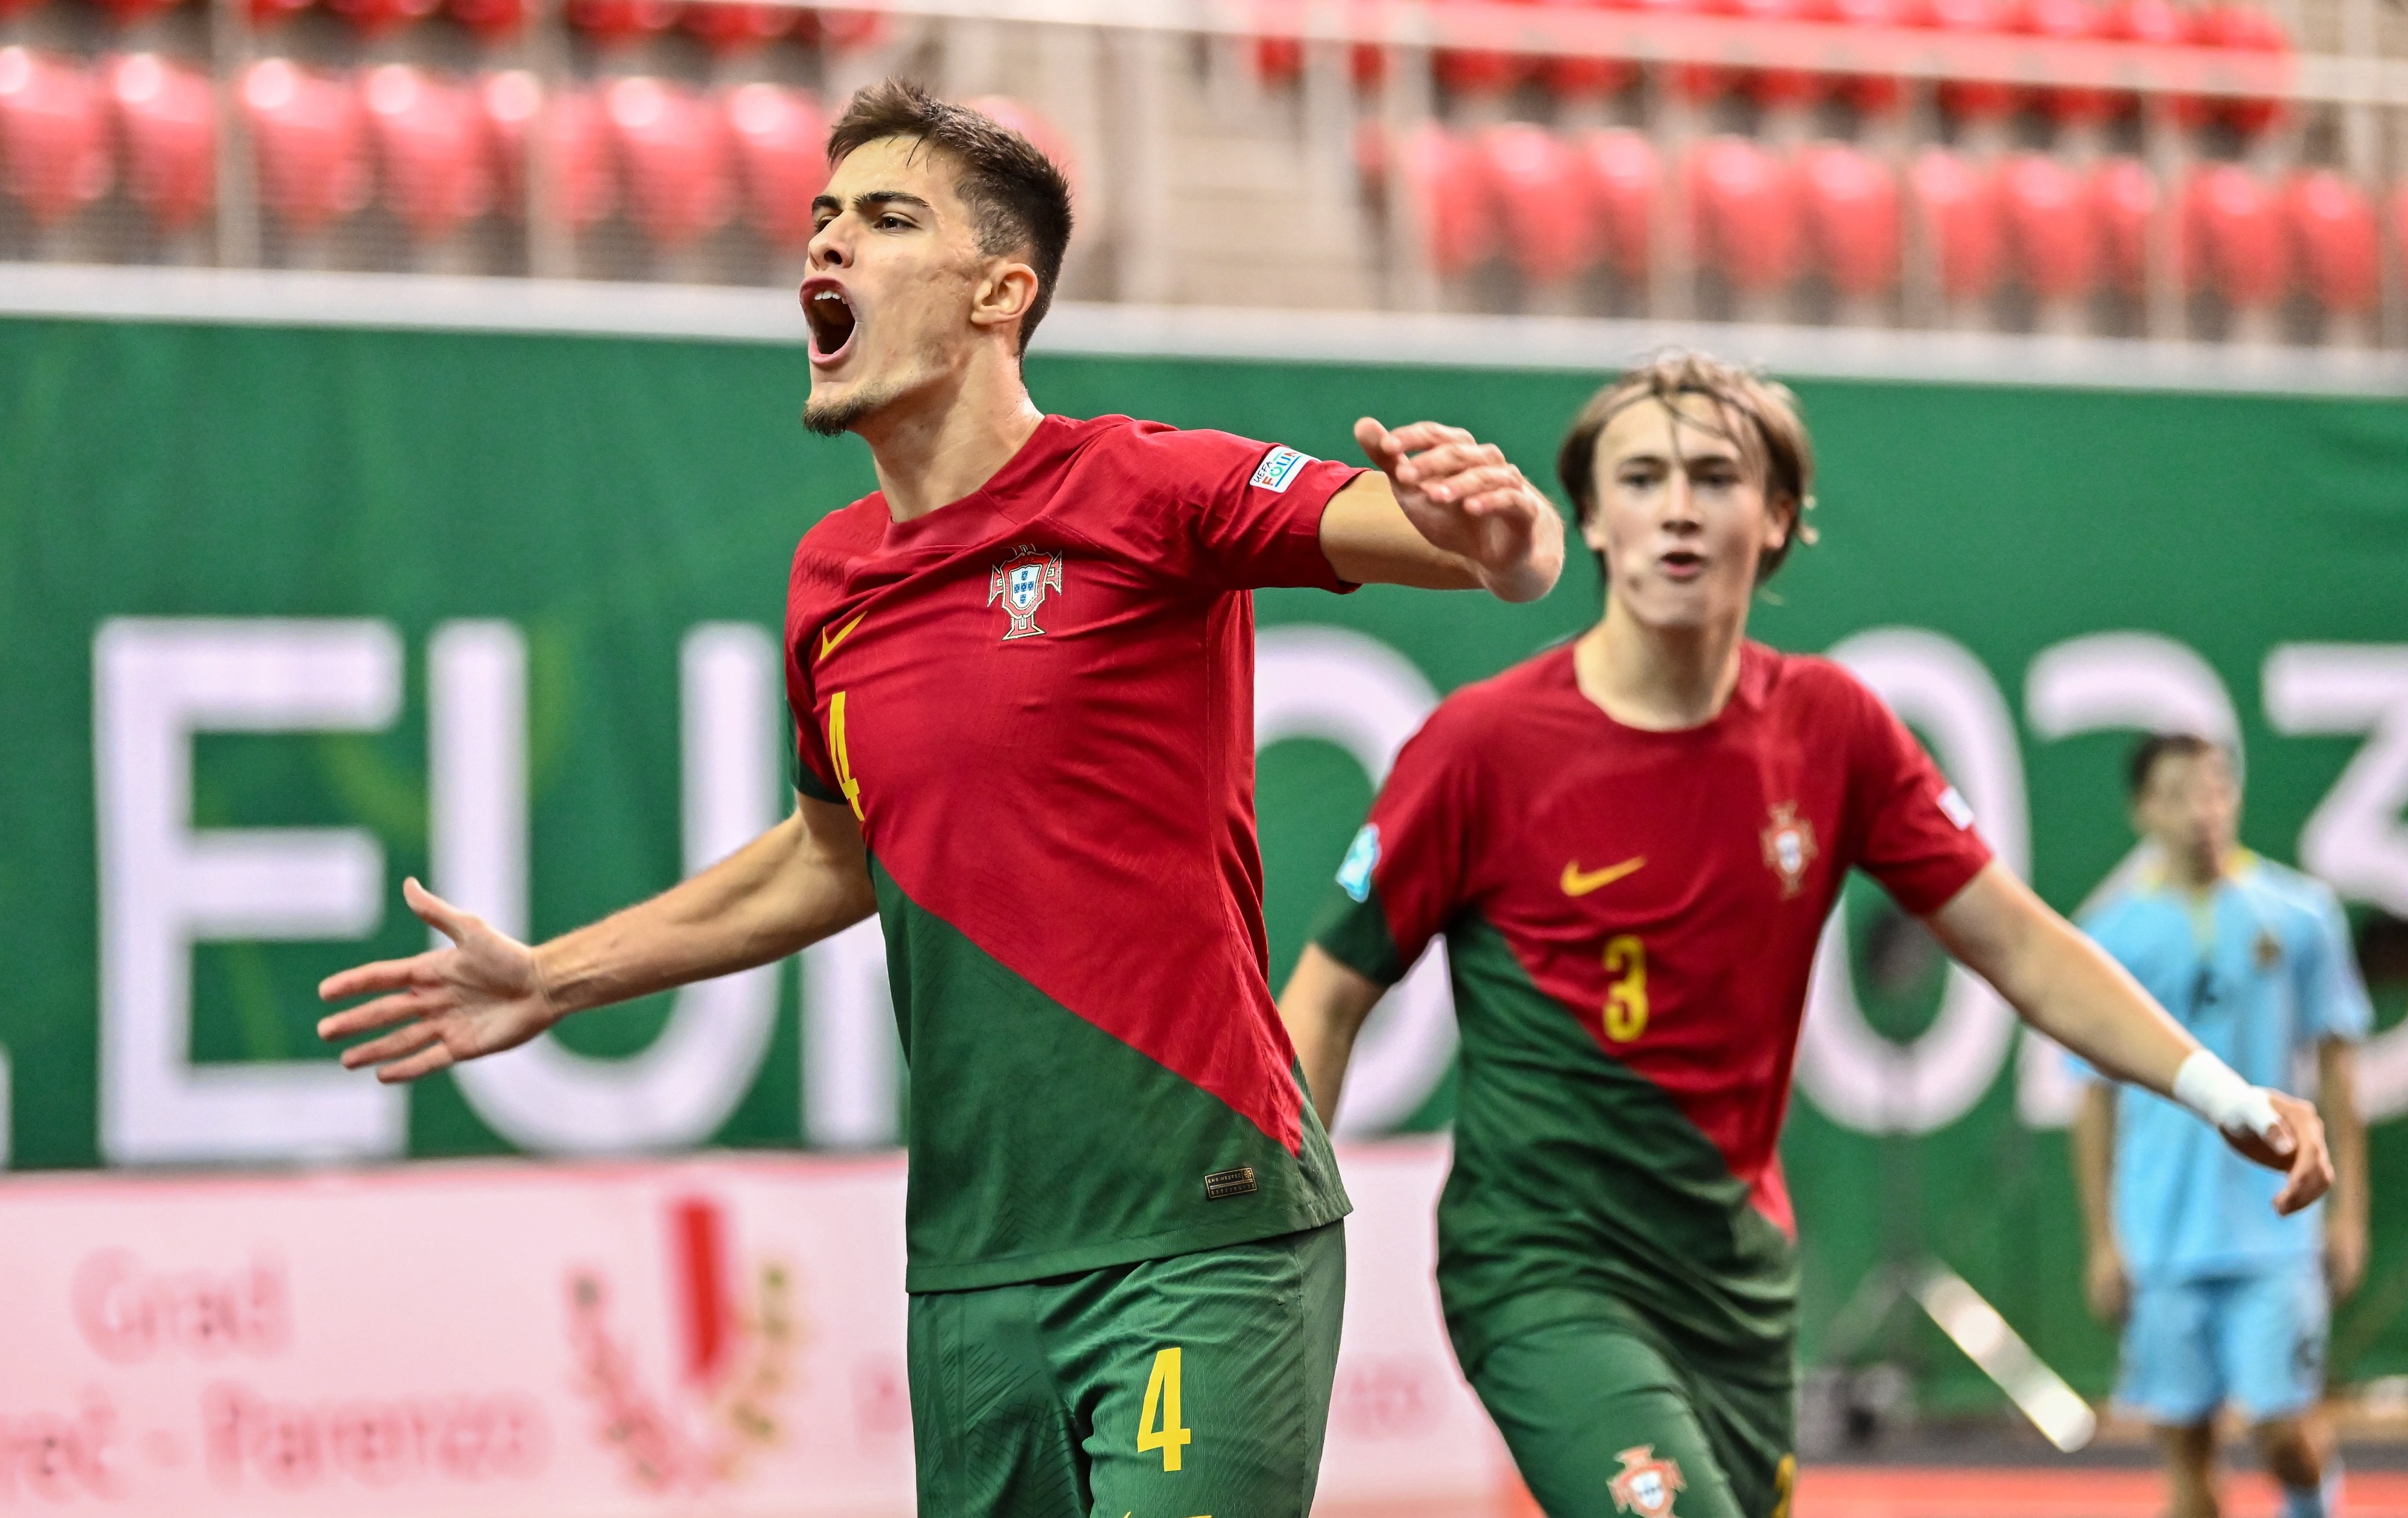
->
[1137,1346,1192,1472]
[1603,935,1648,1043]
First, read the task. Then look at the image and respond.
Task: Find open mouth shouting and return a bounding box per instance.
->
[802,279,858,366]
[1659,549,1706,582]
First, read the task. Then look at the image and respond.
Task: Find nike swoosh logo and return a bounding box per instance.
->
[1561,856,1646,896]
[818,612,866,661]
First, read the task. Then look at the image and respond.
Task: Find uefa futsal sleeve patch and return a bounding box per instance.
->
[1336,824,1381,903]
[1937,785,1977,830]
[1249,445,1315,494]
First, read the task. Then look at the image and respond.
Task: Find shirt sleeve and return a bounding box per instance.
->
[2297,885,2374,1044]
[1137,425,1366,593]
[1840,673,1996,916]
[1309,708,1479,986]
[783,608,842,806]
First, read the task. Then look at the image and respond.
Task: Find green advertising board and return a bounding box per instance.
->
[2,307,2404,1408]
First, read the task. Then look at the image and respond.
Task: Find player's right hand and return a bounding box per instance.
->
[315,877,560,1083]
[2224,1089,2333,1216]
[2083,1242,2128,1324]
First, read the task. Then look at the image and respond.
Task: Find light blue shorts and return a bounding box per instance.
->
[2117,1265,2328,1425]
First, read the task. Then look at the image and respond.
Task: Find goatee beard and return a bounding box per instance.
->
[804,384,896,437]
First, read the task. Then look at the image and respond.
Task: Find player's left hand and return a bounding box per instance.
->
[2224,1089,2333,1216]
[1355,418,1564,603]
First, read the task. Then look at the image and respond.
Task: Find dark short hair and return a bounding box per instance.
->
[2128,732,2223,799]
[825,79,1074,353]
[1555,350,1817,589]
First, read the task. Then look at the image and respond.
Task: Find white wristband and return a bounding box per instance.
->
[2171,1050,2281,1140]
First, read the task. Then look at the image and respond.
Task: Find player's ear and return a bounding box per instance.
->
[1577,494,1612,555]
[1761,491,1795,553]
[970,257,1038,336]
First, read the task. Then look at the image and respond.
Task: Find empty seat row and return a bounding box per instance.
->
[0,0,884,51]
[1379,123,2386,313]
[0,52,1066,251]
[1253,0,2291,134]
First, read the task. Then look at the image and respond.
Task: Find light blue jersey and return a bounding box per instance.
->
[2072,851,2371,1284]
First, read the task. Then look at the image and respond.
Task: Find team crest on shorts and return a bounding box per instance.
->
[1761,801,1818,900]
[1609,1445,1686,1517]
[987,544,1064,641]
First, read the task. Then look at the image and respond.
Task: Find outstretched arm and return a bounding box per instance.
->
[318,795,877,1082]
[1926,861,2333,1215]
[1278,944,1389,1128]
[1319,418,1565,603]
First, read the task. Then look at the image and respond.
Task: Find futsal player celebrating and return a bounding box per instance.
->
[2071,735,2369,1518]
[1280,352,2333,1518]
[316,82,1562,1518]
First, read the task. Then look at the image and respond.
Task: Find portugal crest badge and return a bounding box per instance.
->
[1761,801,1819,900]
[1609,1445,1686,1518]
[987,544,1064,641]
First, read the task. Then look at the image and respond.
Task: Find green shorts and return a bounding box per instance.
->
[908,1221,1345,1518]
[1468,1316,1796,1518]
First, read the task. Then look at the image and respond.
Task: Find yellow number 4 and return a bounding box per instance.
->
[1137,1346,1192,1472]
[1603,934,1648,1043]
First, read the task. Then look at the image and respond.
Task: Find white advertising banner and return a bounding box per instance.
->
[0,1139,1512,1517]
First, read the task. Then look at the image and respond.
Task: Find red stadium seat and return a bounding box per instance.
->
[1821,0,1910,113]
[1578,127,1655,281]
[1999,152,2097,299]
[1909,147,2002,300]
[1633,0,1733,103]
[483,70,613,228]
[2093,155,2153,293]
[1689,135,1799,294]
[247,0,312,24]
[2102,0,2186,120]
[724,82,827,252]
[1395,123,1497,278]
[1252,34,1386,89]
[962,96,1074,193]
[1479,123,1592,285]
[682,3,794,52]
[0,49,110,226]
[105,53,214,233]
[328,0,437,36]
[243,59,368,235]
[2287,170,2375,315]
[1536,0,1637,98]
[566,0,677,45]
[807,8,889,53]
[1919,0,2017,119]
[362,65,491,243]
[1436,0,1533,98]
[1799,142,1898,297]
[448,0,526,37]
[93,0,183,30]
[1727,0,1822,109]
[0,0,46,20]
[2016,0,2111,124]
[2184,161,2286,309]
[604,75,731,251]
[2187,4,2286,135]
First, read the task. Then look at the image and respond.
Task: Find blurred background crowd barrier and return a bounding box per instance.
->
[4,0,2408,345]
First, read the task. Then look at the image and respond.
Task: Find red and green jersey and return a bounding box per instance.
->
[784,414,1360,1293]
[1314,642,1991,1374]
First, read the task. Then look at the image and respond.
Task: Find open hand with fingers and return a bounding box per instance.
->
[317,877,560,1083]
[1354,417,1563,604]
